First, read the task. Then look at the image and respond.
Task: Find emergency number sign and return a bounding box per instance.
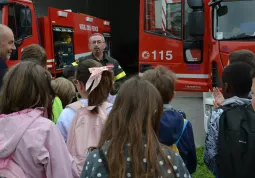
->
[142,50,173,60]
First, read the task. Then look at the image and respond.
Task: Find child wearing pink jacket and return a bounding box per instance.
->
[0,61,79,178]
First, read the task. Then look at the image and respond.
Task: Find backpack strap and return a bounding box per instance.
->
[100,102,112,111]
[85,101,112,112]
[66,101,84,112]
[175,119,189,145]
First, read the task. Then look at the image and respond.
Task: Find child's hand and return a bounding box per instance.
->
[213,87,225,108]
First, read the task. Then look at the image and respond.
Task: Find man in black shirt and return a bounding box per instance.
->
[79,33,126,94]
[0,24,16,88]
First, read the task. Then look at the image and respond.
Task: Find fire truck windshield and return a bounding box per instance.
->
[213,0,255,40]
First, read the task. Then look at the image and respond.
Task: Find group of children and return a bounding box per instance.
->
[0,43,197,178]
[1,43,254,178]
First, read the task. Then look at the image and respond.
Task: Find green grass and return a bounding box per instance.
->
[192,147,214,178]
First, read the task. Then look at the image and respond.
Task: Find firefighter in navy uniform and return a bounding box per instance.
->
[79,33,126,94]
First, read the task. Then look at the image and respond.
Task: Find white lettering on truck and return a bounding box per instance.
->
[79,24,98,32]
[141,50,173,60]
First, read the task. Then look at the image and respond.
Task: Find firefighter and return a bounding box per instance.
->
[0,24,16,88]
[79,33,126,94]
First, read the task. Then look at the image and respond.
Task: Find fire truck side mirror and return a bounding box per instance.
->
[187,0,204,38]
[217,5,228,16]
[187,0,203,9]
[188,10,204,37]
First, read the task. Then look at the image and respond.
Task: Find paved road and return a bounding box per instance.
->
[171,92,205,148]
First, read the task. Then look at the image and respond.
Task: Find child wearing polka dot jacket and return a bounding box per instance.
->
[80,77,190,178]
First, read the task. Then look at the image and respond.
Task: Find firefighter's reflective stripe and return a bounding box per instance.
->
[114,71,126,81]
[72,62,78,66]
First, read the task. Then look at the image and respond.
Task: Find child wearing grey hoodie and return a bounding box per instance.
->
[204,62,253,177]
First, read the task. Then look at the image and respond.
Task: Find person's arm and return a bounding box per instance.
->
[56,108,76,142]
[52,96,63,123]
[111,58,127,94]
[204,109,223,175]
[35,123,79,178]
[181,122,197,174]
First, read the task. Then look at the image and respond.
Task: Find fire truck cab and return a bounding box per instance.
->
[86,0,255,133]
[141,0,255,132]
[0,0,111,77]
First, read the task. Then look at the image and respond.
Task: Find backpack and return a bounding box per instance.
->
[170,119,189,153]
[66,101,112,175]
[218,104,255,178]
[163,107,189,153]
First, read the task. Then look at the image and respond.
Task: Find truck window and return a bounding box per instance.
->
[8,4,32,41]
[184,2,193,40]
[183,2,202,63]
[144,0,182,39]
[53,26,75,69]
[213,0,255,40]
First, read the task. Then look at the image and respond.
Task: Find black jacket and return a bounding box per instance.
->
[0,57,8,88]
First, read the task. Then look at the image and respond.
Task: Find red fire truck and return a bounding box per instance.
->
[0,0,111,77]
[1,0,255,131]
[84,0,255,131]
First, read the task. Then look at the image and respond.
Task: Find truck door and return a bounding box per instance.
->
[1,1,38,68]
[140,0,209,92]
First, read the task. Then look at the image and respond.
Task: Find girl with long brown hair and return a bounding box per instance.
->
[80,76,190,178]
[0,61,78,178]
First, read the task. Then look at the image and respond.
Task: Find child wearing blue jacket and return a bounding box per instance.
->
[141,65,197,174]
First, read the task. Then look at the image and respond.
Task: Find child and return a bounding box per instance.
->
[213,49,255,107]
[0,61,78,178]
[80,76,190,178]
[20,44,47,69]
[57,59,113,175]
[56,59,113,142]
[204,62,253,177]
[141,65,197,174]
[51,77,76,123]
[63,64,80,102]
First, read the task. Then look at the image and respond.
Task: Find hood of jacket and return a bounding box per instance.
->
[222,96,251,106]
[0,108,44,158]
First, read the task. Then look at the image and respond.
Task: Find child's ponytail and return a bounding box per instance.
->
[86,66,113,112]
